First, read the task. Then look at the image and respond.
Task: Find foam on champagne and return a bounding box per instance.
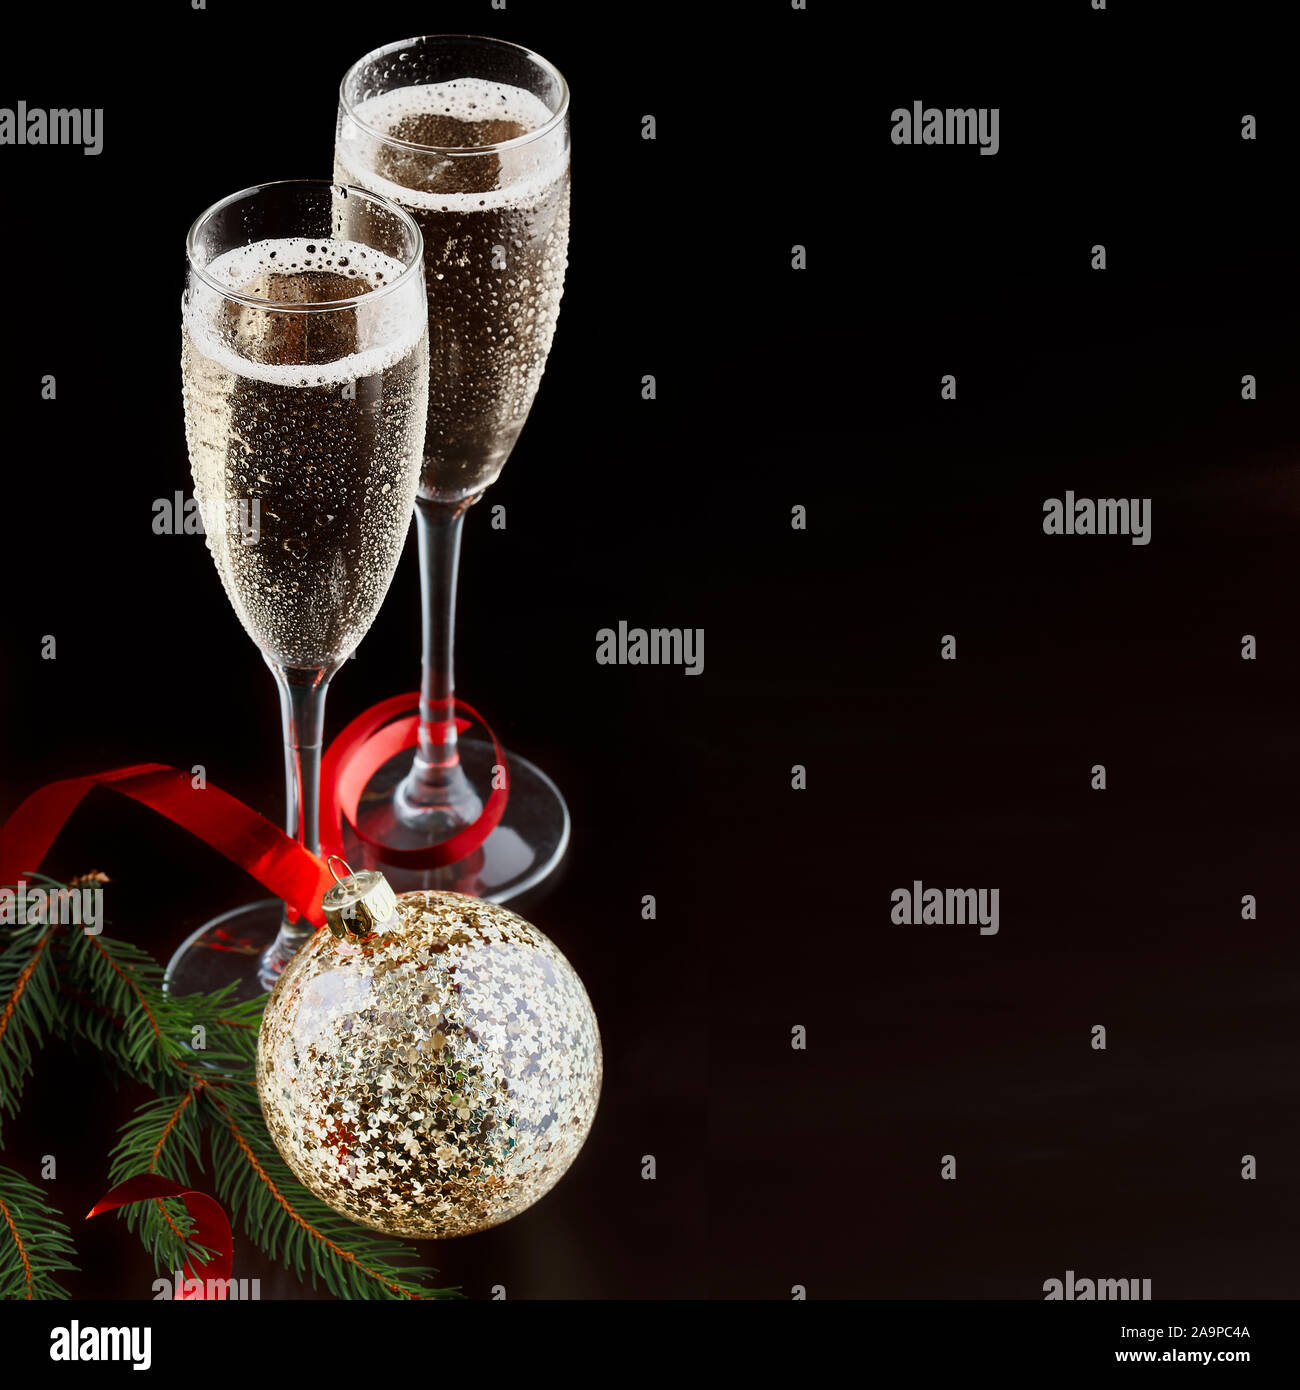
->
[337,79,568,212]
[185,237,424,386]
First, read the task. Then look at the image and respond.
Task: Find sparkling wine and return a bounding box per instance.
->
[335,78,570,500]
[182,236,427,668]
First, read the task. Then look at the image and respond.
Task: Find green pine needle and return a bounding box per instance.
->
[0,1165,77,1300]
[0,909,63,1137]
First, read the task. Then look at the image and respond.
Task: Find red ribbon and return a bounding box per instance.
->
[0,763,333,927]
[321,693,509,869]
[87,1176,232,1300]
[0,695,510,922]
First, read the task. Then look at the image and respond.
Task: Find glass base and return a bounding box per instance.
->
[345,736,570,902]
[163,899,292,1003]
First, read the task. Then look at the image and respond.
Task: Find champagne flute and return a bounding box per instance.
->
[334,35,571,900]
[164,180,428,1000]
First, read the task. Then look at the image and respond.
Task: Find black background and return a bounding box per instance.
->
[2,0,1299,1310]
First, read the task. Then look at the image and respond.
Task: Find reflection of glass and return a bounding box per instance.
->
[165,180,428,1000]
[334,35,572,900]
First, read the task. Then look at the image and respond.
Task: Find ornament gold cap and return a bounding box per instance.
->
[322,856,398,939]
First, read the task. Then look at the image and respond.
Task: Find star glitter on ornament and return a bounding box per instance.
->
[257,890,601,1239]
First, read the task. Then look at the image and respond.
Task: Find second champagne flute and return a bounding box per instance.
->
[334,34,572,901]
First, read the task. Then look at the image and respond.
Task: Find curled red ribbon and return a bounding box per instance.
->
[87,1176,232,1300]
[321,693,509,869]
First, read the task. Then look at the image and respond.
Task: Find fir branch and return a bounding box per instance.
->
[57,930,261,1084]
[69,934,188,1081]
[107,1089,211,1276]
[0,909,62,1136]
[0,1165,77,1300]
[1,875,460,1300]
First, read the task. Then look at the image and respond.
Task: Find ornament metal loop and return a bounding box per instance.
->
[326,854,354,886]
[320,860,398,939]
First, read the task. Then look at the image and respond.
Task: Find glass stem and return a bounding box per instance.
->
[395,493,484,834]
[259,661,336,989]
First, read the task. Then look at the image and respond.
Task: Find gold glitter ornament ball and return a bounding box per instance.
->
[256,889,601,1238]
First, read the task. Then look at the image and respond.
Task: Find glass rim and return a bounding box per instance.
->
[338,33,570,157]
[184,178,426,313]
